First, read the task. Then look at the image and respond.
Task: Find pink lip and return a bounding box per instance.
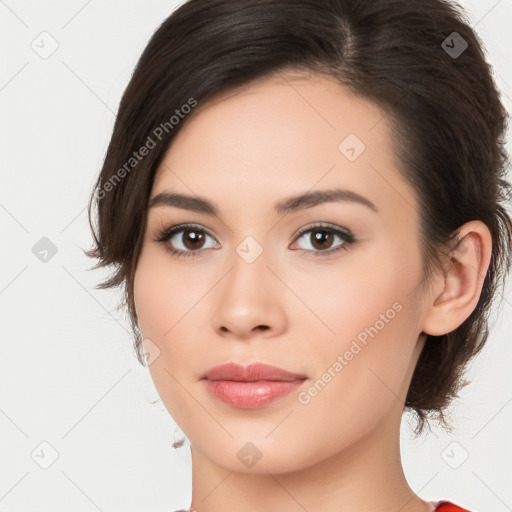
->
[202,363,307,409]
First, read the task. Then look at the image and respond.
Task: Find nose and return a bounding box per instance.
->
[210,245,287,340]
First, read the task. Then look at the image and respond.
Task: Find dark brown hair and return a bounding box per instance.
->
[86,0,512,436]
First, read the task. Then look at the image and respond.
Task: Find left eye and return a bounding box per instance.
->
[291,224,355,255]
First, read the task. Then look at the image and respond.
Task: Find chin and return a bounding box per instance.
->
[192,434,326,476]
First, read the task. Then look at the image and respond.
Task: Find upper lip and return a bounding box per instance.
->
[201,363,307,382]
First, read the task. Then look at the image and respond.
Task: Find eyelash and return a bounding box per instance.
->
[154,222,356,259]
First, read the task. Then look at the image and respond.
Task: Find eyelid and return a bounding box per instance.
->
[158,223,219,243]
[155,222,217,241]
[292,222,354,241]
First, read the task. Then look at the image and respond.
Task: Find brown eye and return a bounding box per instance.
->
[309,229,335,251]
[293,224,355,256]
[181,229,206,250]
[155,223,219,259]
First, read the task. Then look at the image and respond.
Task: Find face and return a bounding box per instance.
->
[133,72,430,474]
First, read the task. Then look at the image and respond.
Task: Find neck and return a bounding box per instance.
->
[187,408,434,512]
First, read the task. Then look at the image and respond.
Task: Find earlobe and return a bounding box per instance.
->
[421,221,493,336]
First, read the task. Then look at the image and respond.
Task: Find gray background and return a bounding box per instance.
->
[1,1,511,511]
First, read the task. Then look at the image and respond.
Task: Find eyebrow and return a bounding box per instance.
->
[148,188,378,216]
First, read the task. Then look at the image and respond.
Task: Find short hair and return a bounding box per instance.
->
[86,0,512,436]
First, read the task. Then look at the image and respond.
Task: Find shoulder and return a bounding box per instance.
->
[435,500,473,512]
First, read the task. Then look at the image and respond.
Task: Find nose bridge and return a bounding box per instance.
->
[227,233,271,297]
[210,232,286,336]
[235,234,266,267]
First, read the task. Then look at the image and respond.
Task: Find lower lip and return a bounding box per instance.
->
[204,379,305,409]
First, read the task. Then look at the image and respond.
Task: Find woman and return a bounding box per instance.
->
[86,0,512,511]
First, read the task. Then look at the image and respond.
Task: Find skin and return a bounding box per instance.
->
[133,71,492,512]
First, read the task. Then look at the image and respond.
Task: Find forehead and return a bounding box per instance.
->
[150,72,413,219]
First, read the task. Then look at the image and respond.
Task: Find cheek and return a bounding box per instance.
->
[285,274,421,464]
[293,246,423,404]
[134,250,201,339]
[133,251,209,424]
[290,247,420,345]
[314,233,422,346]
[134,251,160,335]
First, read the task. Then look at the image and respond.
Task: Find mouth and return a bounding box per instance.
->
[201,362,307,382]
[201,362,307,409]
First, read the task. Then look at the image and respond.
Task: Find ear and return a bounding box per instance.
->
[421,220,493,336]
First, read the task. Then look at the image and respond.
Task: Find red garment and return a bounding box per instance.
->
[172,501,471,512]
[172,502,470,512]
[435,501,471,511]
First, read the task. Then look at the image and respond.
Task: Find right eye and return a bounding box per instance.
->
[154,223,220,259]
